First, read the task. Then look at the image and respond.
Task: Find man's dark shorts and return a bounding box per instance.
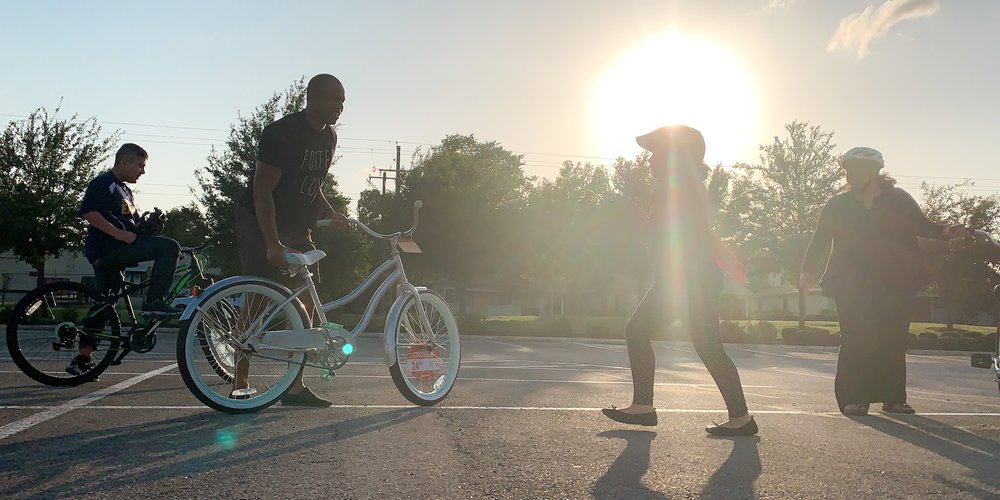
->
[235,207,318,286]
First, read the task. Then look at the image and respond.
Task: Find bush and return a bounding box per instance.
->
[917,331,939,350]
[939,331,962,350]
[751,310,797,321]
[780,327,802,345]
[585,322,611,338]
[960,332,984,351]
[986,332,999,350]
[458,314,485,334]
[720,321,746,343]
[746,321,778,343]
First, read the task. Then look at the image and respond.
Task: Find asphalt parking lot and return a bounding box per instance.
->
[2,333,999,499]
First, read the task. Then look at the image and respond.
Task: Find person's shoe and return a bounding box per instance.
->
[228,388,257,400]
[280,387,332,407]
[842,403,870,416]
[602,406,658,426]
[66,355,95,376]
[141,299,181,316]
[705,416,758,436]
[882,402,915,414]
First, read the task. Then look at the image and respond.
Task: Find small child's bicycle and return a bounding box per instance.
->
[176,201,461,413]
[969,229,1000,394]
[5,237,218,386]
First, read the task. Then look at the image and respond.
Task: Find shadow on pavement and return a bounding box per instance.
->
[700,435,762,499]
[855,414,1000,498]
[593,430,666,500]
[0,406,430,497]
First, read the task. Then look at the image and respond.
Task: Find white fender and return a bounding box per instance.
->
[383,286,428,367]
[178,275,294,322]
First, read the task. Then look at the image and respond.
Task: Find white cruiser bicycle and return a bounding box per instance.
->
[176,201,461,413]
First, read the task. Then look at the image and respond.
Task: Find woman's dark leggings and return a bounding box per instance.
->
[624,274,749,418]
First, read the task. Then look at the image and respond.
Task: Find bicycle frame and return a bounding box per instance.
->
[249,232,430,347]
[79,245,211,349]
[193,205,437,366]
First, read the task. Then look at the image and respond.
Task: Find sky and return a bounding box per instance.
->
[2,0,999,214]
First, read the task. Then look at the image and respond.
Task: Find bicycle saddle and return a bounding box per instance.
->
[285,250,327,266]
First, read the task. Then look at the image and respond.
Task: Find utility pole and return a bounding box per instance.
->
[395,142,401,193]
[368,142,405,195]
[369,168,399,195]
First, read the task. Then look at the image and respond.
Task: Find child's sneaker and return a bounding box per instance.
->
[65,354,95,376]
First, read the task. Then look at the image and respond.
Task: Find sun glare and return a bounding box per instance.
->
[592,34,757,165]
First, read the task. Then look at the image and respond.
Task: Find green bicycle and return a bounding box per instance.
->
[5,236,224,386]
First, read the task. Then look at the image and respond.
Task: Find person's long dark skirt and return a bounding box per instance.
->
[833,290,915,410]
[624,266,749,417]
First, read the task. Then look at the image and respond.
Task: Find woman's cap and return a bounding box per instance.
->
[635,125,706,162]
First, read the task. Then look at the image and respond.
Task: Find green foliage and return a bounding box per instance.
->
[358,134,530,315]
[522,161,615,301]
[194,78,308,276]
[918,181,1000,325]
[161,204,213,247]
[0,104,120,284]
[727,121,840,277]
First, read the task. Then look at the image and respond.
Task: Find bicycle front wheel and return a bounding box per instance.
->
[177,279,308,413]
[388,290,461,405]
[6,281,121,386]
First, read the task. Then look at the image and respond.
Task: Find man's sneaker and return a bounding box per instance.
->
[141,299,181,316]
[66,355,95,376]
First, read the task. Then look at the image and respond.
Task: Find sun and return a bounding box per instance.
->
[592,34,758,166]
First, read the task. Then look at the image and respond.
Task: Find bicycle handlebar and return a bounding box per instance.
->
[318,200,423,241]
[180,234,220,254]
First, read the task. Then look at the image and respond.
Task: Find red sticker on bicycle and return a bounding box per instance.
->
[404,345,443,382]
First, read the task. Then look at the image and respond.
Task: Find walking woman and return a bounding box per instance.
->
[800,147,968,415]
[602,125,757,436]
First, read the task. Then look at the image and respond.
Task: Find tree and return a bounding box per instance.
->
[919,182,1000,327]
[522,161,613,314]
[359,134,530,315]
[161,204,213,248]
[194,78,307,275]
[727,121,842,327]
[0,105,120,286]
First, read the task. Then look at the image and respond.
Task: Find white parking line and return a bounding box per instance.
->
[765,367,835,380]
[0,363,177,442]
[0,404,997,417]
[572,342,623,352]
[478,339,531,351]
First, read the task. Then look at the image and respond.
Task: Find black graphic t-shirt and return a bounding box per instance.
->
[238,110,336,235]
[79,170,140,263]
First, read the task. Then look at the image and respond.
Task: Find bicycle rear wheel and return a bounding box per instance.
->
[6,281,121,386]
[388,290,461,405]
[177,279,308,413]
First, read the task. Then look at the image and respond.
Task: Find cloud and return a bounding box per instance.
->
[766,0,797,7]
[828,0,940,58]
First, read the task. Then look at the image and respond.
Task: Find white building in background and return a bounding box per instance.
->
[1,251,156,305]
